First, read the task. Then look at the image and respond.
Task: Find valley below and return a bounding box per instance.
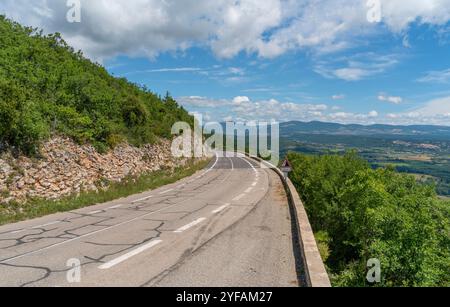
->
[280,121,450,196]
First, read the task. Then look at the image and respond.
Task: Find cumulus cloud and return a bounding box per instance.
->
[177,95,386,124]
[368,110,379,118]
[381,0,450,32]
[378,94,403,104]
[232,96,251,105]
[180,94,450,126]
[1,0,450,60]
[329,110,379,122]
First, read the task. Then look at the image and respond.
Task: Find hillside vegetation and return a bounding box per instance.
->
[0,16,192,155]
[288,151,450,287]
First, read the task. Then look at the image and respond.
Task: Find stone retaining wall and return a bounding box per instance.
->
[0,137,186,203]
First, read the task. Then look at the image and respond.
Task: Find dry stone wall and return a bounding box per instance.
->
[0,137,187,203]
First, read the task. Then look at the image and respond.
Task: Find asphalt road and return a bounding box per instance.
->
[0,154,302,287]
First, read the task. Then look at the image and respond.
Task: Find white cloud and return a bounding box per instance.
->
[180,94,450,126]
[334,68,371,81]
[178,96,230,108]
[414,96,450,117]
[332,94,346,100]
[381,0,450,32]
[232,96,251,105]
[368,110,379,118]
[329,110,379,122]
[315,53,400,81]
[378,94,403,104]
[145,67,202,73]
[228,67,245,76]
[178,95,387,124]
[418,68,450,83]
[382,96,450,125]
[1,0,450,60]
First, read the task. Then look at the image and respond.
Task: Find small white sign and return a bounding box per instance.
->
[280,159,292,173]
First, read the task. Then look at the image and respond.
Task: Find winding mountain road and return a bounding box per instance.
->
[0,153,303,287]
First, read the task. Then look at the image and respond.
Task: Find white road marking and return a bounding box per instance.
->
[107,205,123,210]
[174,218,207,233]
[239,157,258,174]
[132,195,153,203]
[212,204,230,214]
[98,240,163,270]
[229,157,234,170]
[0,153,222,264]
[233,194,246,201]
[245,187,253,193]
[32,221,61,229]
[0,199,194,264]
[252,182,257,187]
[159,189,174,195]
[88,210,103,215]
[202,152,219,176]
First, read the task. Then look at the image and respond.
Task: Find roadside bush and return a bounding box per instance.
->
[288,151,450,287]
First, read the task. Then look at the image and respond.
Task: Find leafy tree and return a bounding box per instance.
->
[0,16,193,154]
[288,151,450,287]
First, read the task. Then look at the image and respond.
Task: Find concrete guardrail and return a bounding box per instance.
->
[249,155,332,288]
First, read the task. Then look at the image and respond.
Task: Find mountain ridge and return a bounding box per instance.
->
[280,120,450,138]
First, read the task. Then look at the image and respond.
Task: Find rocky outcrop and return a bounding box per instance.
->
[0,137,187,203]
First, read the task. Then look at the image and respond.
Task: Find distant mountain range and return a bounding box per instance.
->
[280,121,450,140]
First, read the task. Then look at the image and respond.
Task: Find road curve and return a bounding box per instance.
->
[0,154,303,287]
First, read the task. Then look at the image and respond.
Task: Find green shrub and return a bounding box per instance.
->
[288,151,450,287]
[0,16,193,155]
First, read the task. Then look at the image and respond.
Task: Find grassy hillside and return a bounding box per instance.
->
[0,16,193,155]
[288,151,450,287]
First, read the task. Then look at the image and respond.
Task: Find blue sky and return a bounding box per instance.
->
[2,0,450,125]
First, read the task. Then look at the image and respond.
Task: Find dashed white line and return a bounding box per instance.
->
[107,205,123,210]
[0,199,190,264]
[245,187,253,193]
[132,195,153,203]
[229,157,234,170]
[32,221,61,229]
[159,189,174,195]
[98,240,163,270]
[174,218,207,233]
[88,210,103,215]
[252,182,257,187]
[233,194,246,201]
[212,204,230,214]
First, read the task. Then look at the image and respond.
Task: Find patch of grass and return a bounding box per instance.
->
[315,230,331,263]
[0,158,211,226]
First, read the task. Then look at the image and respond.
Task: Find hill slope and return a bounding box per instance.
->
[0,16,192,154]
